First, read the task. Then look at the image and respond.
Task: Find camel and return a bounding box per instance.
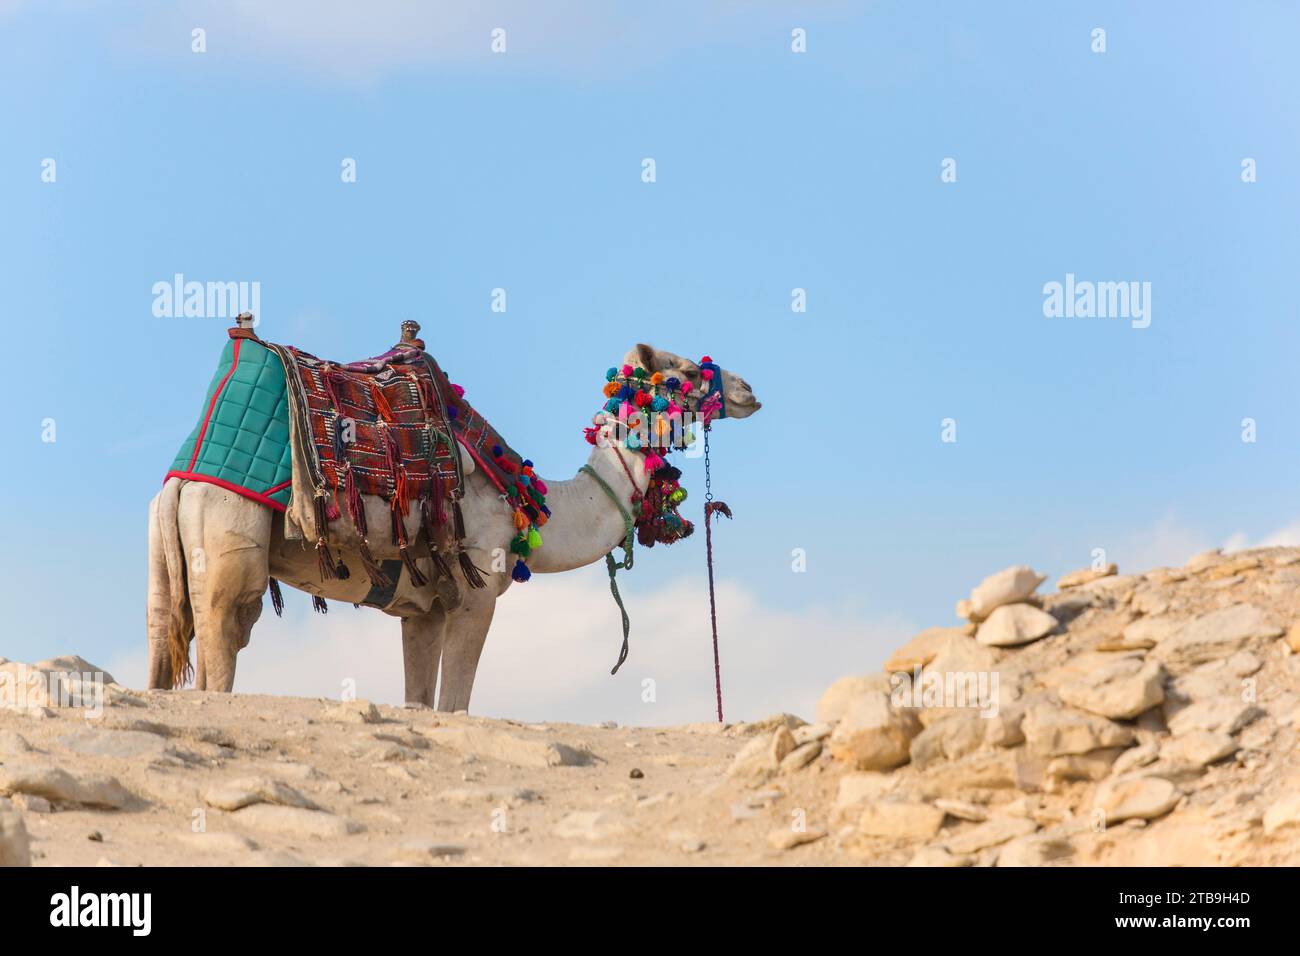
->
[145,343,760,712]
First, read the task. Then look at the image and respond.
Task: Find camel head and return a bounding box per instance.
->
[622,343,762,420]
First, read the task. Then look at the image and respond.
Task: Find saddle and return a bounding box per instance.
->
[173,316,548,607]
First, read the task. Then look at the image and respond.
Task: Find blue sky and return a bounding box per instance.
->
[3,2,1299,722]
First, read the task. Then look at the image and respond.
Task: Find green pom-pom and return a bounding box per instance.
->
[634,367,648,379]
[669,488,687,505]
[527,528,542,550]
[510,535,531,557]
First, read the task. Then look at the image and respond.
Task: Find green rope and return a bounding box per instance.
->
[581,463,636,673]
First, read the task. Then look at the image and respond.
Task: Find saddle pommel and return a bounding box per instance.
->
[400,320,425,350]
[235,312,256,329]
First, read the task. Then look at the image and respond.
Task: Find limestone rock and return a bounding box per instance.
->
[1287,622,1300,655]
[768,826,826,850]
[1159,731,1237,769]
[833,772,898,821]
[427,726,593,768]
[944,817,1038,855]
[233,804,363,838]
[57,728,173,760]
[816,673,891,724]
[330,700,383,724]
[1058,564,1118,589]
[1022,706,1133,757]
[1152,604,1282,667]
[0,763,131,809]
[884,627,969,673]
[792,722,834,746]
[976,604,1058,647]
[1118,615,1181,649]
[967,566,1046,621]
[997,833,1074,867]
[1096,775,1180,823]
[934,798,988,822]
[1058,658,1165,720]
[828,694,921,771]
[204,776,323,812]
[857,800,946,840]
[437,786,538,807]
[0,801,31,867]
[1044,748,1125,788]
[778,741,822,773]
[1263,793,1300,836]
[907,845,973,867]
[1166,697,1262,737]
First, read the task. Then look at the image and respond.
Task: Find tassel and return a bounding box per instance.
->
[312,595,328,614]
[268,577,284,617]
[358,540,392,589]
[400,544,428,588]
[428,473,447,525]
[316,538,336,581]
[459,549,487,589]
[426,543,454,581]
[345,467,366,536]
[511,558,532,583]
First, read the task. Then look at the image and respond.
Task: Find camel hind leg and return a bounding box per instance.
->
[177,482,272,692]
[437,583,499,712]
[401,608,447,708]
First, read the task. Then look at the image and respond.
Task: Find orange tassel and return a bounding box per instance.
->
[513,510,527,530]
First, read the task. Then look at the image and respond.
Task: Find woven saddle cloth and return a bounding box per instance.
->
[168,328,543,600]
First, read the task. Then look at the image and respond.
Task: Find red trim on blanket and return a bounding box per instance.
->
[264,478,292,494]
[456,436,508,495]
[187,338,242,471]
[163,470,289,513]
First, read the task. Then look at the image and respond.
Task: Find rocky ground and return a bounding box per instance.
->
[2,545,1300,866]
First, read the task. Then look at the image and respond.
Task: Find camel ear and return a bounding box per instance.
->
[635,343,658,371]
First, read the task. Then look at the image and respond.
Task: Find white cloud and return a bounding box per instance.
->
[1109,511,1214,574]
[108,567,911,727]
[1224,518,1300,553]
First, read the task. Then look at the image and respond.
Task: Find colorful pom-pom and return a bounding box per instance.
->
[634,367,648,379]
[651,396,668,412]
[666,376,680,391]
[492,444,503,457]
[606,367,618,381]
[451,384,466,398]
[603,381,620,398]
[511,559,532,583]
[621,364,633,377]
[700,355,712,364]
[650,372,664,385]
[701,368,714,381]
[643,453,664,473]
[527,528,542,550]
[680,381,693,394]
[625,432,642,450]
[534,478,548,495]
[634,391,652,408]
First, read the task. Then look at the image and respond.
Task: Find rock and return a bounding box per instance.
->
[727,728,795,780]
[1096,775,1180,823]
[779,741,822,773]
[1185,549,1223,571]
[0,730,32,754]
[232,804,363,838]
[1153,604,1283,667]
[792,722,834,746]
[393,840,467,862]
[907,845,973,867]
[769,726,796,764]
[921,633,1000,675]
[944,817,1038,855]
[1166,697,1262,737]
[909,714,985,768]
[330,700,382,724]
[1159,731,1237,769]
[833,772,898,821]
[858,800,946,840]
[0,801,31,867]
[176,831,259,854]
[997,833,1074,867]
[934,798,988,822]
[1111,741,1159,775]
[976,604,1058,647]
[0,763,131,809]
[57,728,172,760]
[666,830,705,853]
[1044,748,1125,788]
[967,566,1046,621]
[1118,615,1181,649]
[884,627,969,672]
[1262,793,1300,836]
[1287,622,1300,654]
[34,656,117,686]
[921,750,1034,792]
[204,776,322,812]
[1058,658,1165,720]
[1022,706,1133,757]
[438,786,539,807]
[828,694,922,771]
[816,673,891,724]
[768,826,826,850]
[10,794,51,814]
[427,726,593,768]
[554,811,626,841]
[1058,564,1118,589]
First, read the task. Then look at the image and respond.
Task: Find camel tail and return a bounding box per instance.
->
[152,477,194,688]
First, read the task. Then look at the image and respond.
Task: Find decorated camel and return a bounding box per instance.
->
[145,318,760,712]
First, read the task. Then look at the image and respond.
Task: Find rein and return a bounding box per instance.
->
[580,459,636,674]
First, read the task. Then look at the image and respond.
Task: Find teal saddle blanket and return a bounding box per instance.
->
[165,336,293,510]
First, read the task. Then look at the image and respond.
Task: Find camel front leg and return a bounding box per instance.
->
[401,608,446,708]
[437,585,498,713]
[179,483,272,692]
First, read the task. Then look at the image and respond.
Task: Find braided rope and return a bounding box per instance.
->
[580,461,637,673]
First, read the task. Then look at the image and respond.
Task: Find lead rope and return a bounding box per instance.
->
[703,424,731,723]
[579,463,636,674]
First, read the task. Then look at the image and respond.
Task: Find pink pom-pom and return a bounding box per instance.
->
[451,384,465,398]
[701,369,714,381]
[667,401,682,416]
[681,381,693,393]
[621,364,633,377]
[533,478,548,495]
[643,453,664,473]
